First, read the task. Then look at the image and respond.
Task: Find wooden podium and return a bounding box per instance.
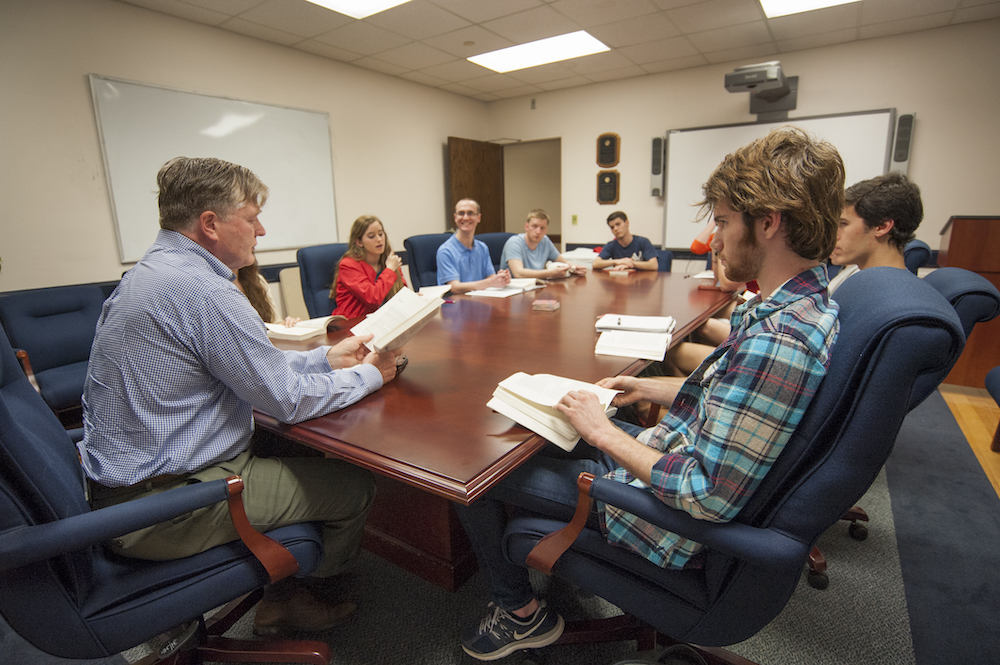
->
[938,215,1000,388]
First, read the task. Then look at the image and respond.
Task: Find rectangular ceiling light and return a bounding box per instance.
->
[468,31,610,73]
[304,0,413,20]
[759,0,861,19]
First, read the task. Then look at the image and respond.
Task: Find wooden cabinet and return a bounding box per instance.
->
[939,216,1000,388]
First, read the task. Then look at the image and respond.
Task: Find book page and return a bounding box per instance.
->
[496,372,619,409]
[350,288,441,351]
[595,331,671,361]
[595,314,675,333]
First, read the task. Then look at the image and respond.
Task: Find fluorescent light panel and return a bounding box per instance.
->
[759,0,861,18]
[303,0,413,20]
[468,31,610,73]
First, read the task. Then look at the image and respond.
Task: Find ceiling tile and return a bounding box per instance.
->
[618,35,699,63]
[462,73,534,92]
[584,64,650,82]
[767,3,861,40]
[174,0,267,13]
[548,0,661,28]
[667,0,763,33]
[372,41,457,68]
[119,0,231,24]
[439,81,486,96]
[399,70,452,86]
[536,75,596,90]
[861,0,960,25]
[640,53,710,72]
[312,21,412,55]
[352,57,411,75]
[588,12,682,47]
[237,0,354,37]
[561,49,641,73]
[419,58,493,82]
[490,83,547,99]
[365,0,472,40]
[427,0,545,23]
[294,39,365,61]
[777,27,857,52]
[481,5,581,43]
[219,17,302,45]
[703,42,778,64]
[688,21,773,52]
[421,25,516,57]
[506,62,580,83]
[860,11,952,37]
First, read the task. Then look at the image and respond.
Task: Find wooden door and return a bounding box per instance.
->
[448,137,504,234]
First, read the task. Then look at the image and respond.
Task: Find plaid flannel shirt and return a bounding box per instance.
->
[600,265,839,568]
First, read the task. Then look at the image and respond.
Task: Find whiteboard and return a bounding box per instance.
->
[662,110,896,250]
[89,75,338,263]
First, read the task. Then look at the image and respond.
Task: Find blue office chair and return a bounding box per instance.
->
[0,284,107,416]
[0,326,331,664]
[403,233,451,291]
[657,250,674,272]
[903,239,932,275]
[297,243,349,319]
[477,232,515,273]
[503,268,965,662]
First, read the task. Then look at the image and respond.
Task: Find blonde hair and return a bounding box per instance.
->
[330,215,404,301]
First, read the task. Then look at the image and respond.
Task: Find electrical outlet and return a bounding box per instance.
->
[572,215,578,225]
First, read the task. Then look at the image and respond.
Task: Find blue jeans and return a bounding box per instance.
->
[455,420,646,612]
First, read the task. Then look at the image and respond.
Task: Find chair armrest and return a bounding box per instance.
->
[525,473,807,575]
[0,476,299,582]
[14,348,41,394]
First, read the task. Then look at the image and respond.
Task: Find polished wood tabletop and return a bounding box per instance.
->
[256,270,735,505]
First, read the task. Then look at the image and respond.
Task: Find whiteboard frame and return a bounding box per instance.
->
[89,74,339,263]
[661,109,897,250]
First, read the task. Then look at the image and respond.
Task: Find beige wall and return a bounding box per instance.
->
[0,0,487,291]
[487,18,1000,253]
[2,0,998,292]
[503,140,562,238]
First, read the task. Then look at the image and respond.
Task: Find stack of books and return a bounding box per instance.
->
[593,314,676,361]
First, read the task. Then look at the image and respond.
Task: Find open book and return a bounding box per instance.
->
[417,284,451,299]
[487,372,620,451]
[265,315,346,341]
[350,287,443,352]
[595,314,675,334]
[467,278,543,298]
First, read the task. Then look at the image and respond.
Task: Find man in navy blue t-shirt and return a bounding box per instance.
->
[592,211,659,271]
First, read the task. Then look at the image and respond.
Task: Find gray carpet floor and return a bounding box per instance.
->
[116,468,913,665]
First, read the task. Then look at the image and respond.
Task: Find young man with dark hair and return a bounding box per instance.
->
[592,210,659,271]
[454,127,845,661]
[829,172,924,292]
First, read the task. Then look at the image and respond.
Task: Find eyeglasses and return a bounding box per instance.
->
[455,210,479,217]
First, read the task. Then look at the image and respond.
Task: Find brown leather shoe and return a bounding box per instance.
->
[253,587,356,636]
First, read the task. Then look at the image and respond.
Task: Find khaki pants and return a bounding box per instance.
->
[92,449,375,578]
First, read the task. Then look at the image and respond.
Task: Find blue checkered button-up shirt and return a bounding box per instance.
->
[80,230,383,487]
[600,265,839,569]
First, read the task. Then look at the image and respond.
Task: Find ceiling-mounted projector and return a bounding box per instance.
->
[725,61,790,102]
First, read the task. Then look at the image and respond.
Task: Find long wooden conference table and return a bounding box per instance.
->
[257,269,735,590]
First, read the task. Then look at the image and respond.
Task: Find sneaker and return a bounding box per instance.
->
[461,600,565,661]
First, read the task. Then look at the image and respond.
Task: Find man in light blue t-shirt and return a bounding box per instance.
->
[500,209,587,279]
[437,198,511,294]
[592,211,659,271]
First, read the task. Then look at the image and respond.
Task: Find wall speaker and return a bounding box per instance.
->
[597,133,620,167]
[651,136,664,197]
[891,113,915,174]
[597,170,619,204]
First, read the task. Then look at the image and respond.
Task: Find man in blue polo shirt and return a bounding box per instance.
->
[592,210,659,271]
[437,198,511,294]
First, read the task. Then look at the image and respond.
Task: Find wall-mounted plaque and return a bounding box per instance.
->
[597,170,619,204]
[597,133,620,167]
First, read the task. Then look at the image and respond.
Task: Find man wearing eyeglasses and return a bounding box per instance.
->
[436,198,512,294]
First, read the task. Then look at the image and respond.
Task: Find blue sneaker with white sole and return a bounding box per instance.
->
[460,600,565,661]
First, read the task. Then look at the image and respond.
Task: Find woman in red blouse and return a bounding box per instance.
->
[330,215,407,318]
